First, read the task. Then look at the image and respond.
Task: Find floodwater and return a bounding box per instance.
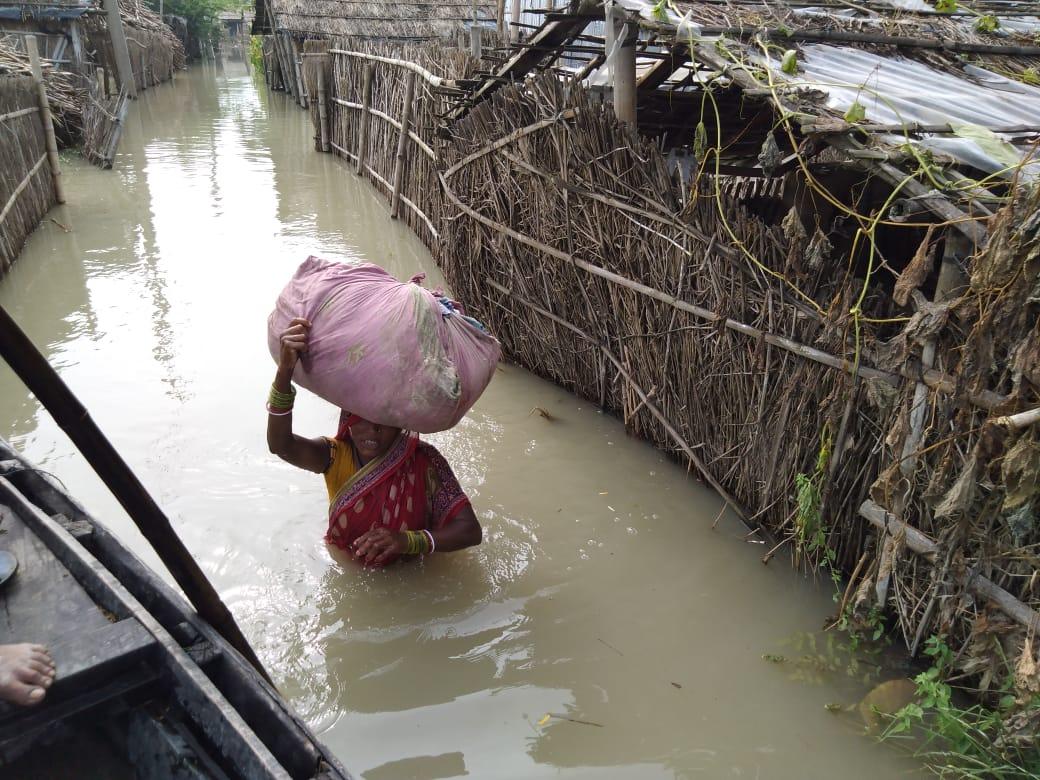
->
[0,62,922,778]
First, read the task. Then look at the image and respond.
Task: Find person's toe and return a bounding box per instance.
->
[15,665,51,688]
[24,686,45,705]
[29,647,54,667]
[27,658,54,677]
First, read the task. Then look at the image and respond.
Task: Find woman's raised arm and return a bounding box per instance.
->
[266,318,330,474]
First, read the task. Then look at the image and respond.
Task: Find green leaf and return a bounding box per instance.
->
[974,14,999,32]
[1023,68,1040,86]
[780,49,798,75]
[934,0,957,12]
[843,101,866,124]
[951,123,1023,170]
[651,0,669,22]
[693,121,708,161]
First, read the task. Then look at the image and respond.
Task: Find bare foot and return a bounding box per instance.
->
[0,644,56,706]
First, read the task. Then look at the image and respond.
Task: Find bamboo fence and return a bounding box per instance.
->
[302,25,1039,734]
[303,38,484,245]
[0,73,56,274]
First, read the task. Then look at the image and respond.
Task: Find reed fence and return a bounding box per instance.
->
[301,38,1039,728]
[0,73,56,274]
[303,38,482,245]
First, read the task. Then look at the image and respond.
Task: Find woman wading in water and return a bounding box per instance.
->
[267,318,482,566]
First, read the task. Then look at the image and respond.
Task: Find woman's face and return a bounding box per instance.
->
[348,417,401,463]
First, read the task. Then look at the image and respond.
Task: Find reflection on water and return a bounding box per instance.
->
[0,63,920,778]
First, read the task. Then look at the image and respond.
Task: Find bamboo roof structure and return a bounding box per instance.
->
[453,0,1040,237]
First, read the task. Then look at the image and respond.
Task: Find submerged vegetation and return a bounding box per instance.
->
[882,636,1040,778]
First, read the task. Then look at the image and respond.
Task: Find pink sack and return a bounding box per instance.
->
[268,256,500,433]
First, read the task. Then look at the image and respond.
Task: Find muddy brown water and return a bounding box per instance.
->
[0,62,923,778]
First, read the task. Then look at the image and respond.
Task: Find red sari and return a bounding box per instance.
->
[324,424,470,565]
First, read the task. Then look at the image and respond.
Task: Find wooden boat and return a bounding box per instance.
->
[0,436,353,779]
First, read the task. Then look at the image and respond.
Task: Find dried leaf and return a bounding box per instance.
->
[758,133,783,177]
[805,228,832,270]
[934,454,979,519]
[1014,635,1040,696]
[904,299,955,345]
[1001,435,1040,511]
[893,225,937,307]
[1004,504,1035,547]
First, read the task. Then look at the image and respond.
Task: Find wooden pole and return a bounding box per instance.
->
[25,36,65,205]
[390,71,417,219]
[859,500,1040,632]
[510,0,521,42]
[613,18,636,124]
[316,56,330,153]
[290,37,307,109]
[497,0,506,40]
[355,62,374,175]
[470,24,483,59]
[103,0,137,98]
[603,0,615,86]
[0,304,273,684]
[458,28,467,50]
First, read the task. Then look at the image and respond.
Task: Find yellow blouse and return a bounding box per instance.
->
[323,437,358,502]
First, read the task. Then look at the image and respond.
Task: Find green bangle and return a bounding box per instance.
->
[404,530,430,555]
[269,384,297,409]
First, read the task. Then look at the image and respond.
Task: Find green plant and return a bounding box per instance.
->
[882,636,1040,777]
[975,15,1000,33]
[149,0,241,52]
[249,35,264,72]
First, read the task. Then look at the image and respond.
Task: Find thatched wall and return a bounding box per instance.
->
[305,42,1040,723]
[0,73,56,274]
[270,0,498,40]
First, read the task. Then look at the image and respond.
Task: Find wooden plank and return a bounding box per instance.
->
[46,618,156,696]
[637,43,686,91]
[0,665,157,754]
[0,618,156,727]
[0,503,111,647]
[457,14,595,115]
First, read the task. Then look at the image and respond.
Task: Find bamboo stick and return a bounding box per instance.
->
[103,0,137,98]
[0,303,272,683]
[612,19,636,125]
[316,56,330,153]
[0,106,39,123]
[331,97,436,160]
[0,155,47,227]
[497,0,506,39]
[859,500,1040,632]
[355,61,375,175]
[391,71,417,219]
[26,36,65,205]
[291,36,308,108]
[992,406,1040,429]
[900,252,960,478]
[325,49,451,88]
[510,0,521,41]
